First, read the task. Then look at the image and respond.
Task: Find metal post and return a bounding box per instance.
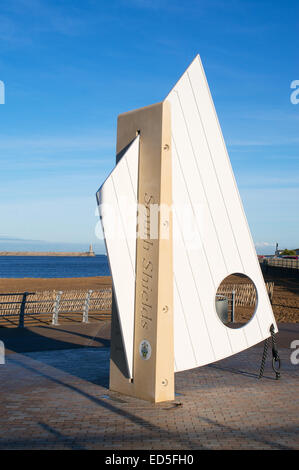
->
[82,290,92,323]
[19,292,28,328]
[52,291,62,325]
[231,290,235,323]
[0,340,4,365]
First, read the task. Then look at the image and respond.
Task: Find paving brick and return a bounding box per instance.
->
[0,343,298,449]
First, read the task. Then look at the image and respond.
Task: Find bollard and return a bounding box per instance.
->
[52,291,62,325]
[82,290,92,323]
[231,290,235,323]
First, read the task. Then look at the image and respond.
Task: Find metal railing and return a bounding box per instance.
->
[260,258,299,270]
[0,289,112,327]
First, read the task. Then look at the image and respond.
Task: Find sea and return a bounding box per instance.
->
[0,255,110,278]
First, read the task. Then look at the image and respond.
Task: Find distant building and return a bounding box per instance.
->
[274,243,299,257]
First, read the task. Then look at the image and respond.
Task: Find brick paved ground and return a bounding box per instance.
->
[0,326,298,450]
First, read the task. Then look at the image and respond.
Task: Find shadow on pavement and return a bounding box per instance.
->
[0,321,111,354]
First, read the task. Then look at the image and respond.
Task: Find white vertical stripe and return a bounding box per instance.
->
[96,136,139,377]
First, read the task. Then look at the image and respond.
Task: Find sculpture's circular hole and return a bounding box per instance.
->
[215,273,257,329]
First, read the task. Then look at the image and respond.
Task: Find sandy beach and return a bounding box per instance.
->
[0,276,112,293]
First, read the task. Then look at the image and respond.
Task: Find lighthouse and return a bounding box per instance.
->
[88,244,95,256]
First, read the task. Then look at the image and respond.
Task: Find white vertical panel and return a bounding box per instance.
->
[169,81,242,275]
[172,209,216,368]
[167,55,277,370]
[96,137,139,377]
[172,142,231,365]
[188,57,273,337]
[111,139,139,266]
[173,280,197,372]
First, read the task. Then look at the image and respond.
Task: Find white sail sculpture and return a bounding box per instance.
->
[96,55,277,402]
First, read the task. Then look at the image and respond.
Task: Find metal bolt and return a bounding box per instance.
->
[162,305,169,313]
[162,379,168,386]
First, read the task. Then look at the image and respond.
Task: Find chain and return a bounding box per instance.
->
[258,324,281,380]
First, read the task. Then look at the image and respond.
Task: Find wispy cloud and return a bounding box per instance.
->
[228,137,299,147]
[0,235,42,242]
[255,241,276,247]
[237,174,299,189]
[1,0,91,43]
[0,14,17,42]
[0,157,112,172]
[0,134,114,153]
[225,109,299,123]
[123,0,178,11]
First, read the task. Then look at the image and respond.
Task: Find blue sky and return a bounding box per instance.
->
[0,0,298,254]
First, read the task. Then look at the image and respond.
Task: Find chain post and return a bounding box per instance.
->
[82,290,92,323]
[52,291,62,326]
[19,292,28,328]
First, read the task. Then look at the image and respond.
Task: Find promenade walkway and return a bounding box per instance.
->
[0,323,298,450]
